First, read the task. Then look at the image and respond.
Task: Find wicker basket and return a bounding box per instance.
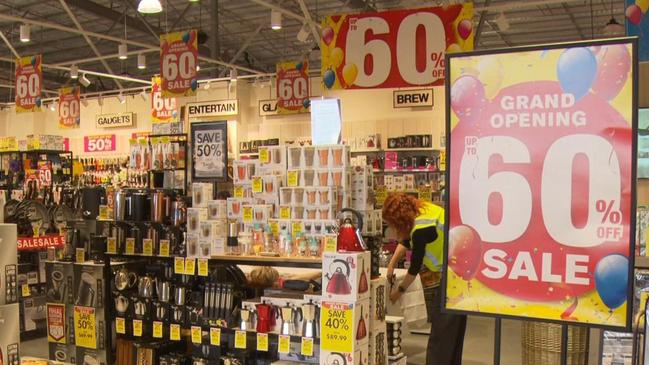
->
[521,322,589,365]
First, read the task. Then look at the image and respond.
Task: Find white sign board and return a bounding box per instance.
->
[259,100,278,116]
[311,98,342,145]
[393,89,434,108]
[187,100,238,118]
[95,112,134,128]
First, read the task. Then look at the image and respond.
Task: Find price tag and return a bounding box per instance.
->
[242,206,253,223]
[98,205,109,220]
[133,319,143,337]
[375,186,387,206]
[292,221,303,235]
[234,330,247,349]
[269,221,279,236]
[116,317,126,334]
[321,301,354,352]
[21,284,30,297]
[75,248,85,263]
[278,335,291,354]
[439,150,446,171]
[142,239,153,256]
[287,171,299,187]
[418,185,432,202]
[210,327,221,346]
[301,337,314,357]
[197,258,208,276]
[234,186,244,198]
[159,239,170,257]
[73,306,97,349]
[185,258,196,275]
[191,326,202,344]
[170,324,181,341]
[125,238,135,255]
[252,177,263,193]
[324,235,338,253]
[256,333,269,351]
[174,257,185,274]
[280,206,291,219]
[153,321,163,338]
[259,148,270,163]
[107,237,117,254]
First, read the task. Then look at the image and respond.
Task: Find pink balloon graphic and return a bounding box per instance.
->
[458,19,473,40]
[591,44,631,100]
[448,225,483,281]
[451,75,486,124]
[626,4,643,24]
[321,27,334,45]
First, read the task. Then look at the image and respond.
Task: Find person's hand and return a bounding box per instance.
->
[387,265,395,285]
[389,286,402,303]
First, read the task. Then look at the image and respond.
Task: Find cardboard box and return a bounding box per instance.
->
[73,262,105,308]
[186,233,200,258]
[233,160,260,183]
[260,145,287,167]
[0,224,18,305]
[49,342,76,363]
[368,328,388,365]
[369,277,387,329]
[206,200,228,220]
[192,182,213,207]
[199,219,227,240]
[323,251,371,301]
[287,146,304,169]
[187,208,208,234]
[0,303,20,365]
[320,344,370,365]
[45,261,74,305]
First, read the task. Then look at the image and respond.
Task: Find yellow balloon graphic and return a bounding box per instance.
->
[342,63,358,87]
[330,47,344,68]
[450,67,479,85]
[447,43,462,54]
[638,0,649,13]
[477,58,504,99]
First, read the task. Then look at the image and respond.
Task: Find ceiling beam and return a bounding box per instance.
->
[0,31,20,59]
[64,0,160,40]
[296,0,322,45]
[219,23,264,77]
[247,0,320,29]
[474,0,491,47]
[561,2,587,39]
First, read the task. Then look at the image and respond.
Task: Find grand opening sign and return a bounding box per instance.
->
[445,39,636,329]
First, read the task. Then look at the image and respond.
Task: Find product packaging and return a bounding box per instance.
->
[192,182,213,207]
[187,208,208,234]
[259,145,287,169]
[287,146,304,169]
[233,160,260,183]
[76,347,108,365]
[368,328,388,365]
[73,262,105,308]
[45,261,74,305]
[22,295,46,332]
[206,200,228,220]
[0,303,20,365]
[369,277,387,331]
[49,342,76,363]
[322,251,371,301]
[320,346,370,365]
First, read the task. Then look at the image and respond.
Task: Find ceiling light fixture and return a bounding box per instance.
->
[188,0,199,3]
[117,93,126,104]
[19,24,30,43]
[118,43,128,60]
[70,65,79,79]
[138,0,163,14]
[297,24,310,43]
[603,0,624,35]
[79,74,91,87]
[137,53,146,69]
[271,10,282,30]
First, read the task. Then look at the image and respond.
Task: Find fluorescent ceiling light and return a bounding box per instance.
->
[137,53,146,69]
[138,0,163,14]
[20,24,29,42]
[271,10,282,30]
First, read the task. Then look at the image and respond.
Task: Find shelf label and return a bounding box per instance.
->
[159,239,170,257]
[153,321,163,338]
[210,327,221,346]
[278,335,291,354]
[133,319,143,337]
[234,330,247,349]
[21,284,30,297]
[98,205,109,220]
[375,185,387,206]
[301,337,314,357]
[75,248,85,263]
[242,206,253,223]
[185,258,196,275]
[252,177,263,193]
[418,185,432,202]
[116,317,126,334]
[174,257,185,274]
[292,222,303,235]
[324,235,338,253]
[170,324,181,341]
[321,301,354,352]
[234,186,244,198]
[259,148,270,163]
[198,258,208,276]
[142,238,153,256]
[256,332,269,351]
[280,206,291,219]
[269,221,279,236]
[287,171,299,187]
[107,237,117,254]
[191,326,202,344]
[125,238,135,255]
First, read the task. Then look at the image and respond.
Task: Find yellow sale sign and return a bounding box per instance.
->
[74,306,97,349]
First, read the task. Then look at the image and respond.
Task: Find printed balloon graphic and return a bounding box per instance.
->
[477,58,504,99]
[626,4,643,24]
[330,48,344,68]
[458,19,472,40]
[190,79,198,91]
[182,32,191,44]
[35,98,41,107]
[451,75,486,124]
[321,26,334,46]
[595,254,628,310]
[31,56,37,66]
[296,62,303,72]
[323,69,336,89]
[638,0,649,13]
[342,63,358,87]
[447,43,462,53]
[557,47,597,100]
[303,99,311,109]
[591,44,631,100]
[448,225,482,281]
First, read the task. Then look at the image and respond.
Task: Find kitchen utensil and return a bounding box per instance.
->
[115,294,130,315]
[302,300,319,338]
[48,270,67,302]
[134,299,148,317]
[255,302,276,333]
[336,208,366,252]
[280,303,302,336]
[114,268,137,291]
[325,259,352,295]
[114,190,128,220]
[138,275,156,298]
[156,280,172,303]
[151,191,167,223]
[75,272,96,306]
[239,306,254,330]
[174,286,187,305]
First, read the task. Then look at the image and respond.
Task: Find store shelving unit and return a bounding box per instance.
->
[147,134,188,193]
[0,149,73,190]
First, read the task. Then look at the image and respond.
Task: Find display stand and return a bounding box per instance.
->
[493,318,501,365]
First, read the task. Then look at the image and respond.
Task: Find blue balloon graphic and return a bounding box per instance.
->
[323,69,336,89]
[31,56,37,66]
[296,62,303,71]
[35,97,41,107]
[302,99,310,109]
[182,32,190,44]
[190,79,198,91]
[557,47,597,100]
[595,254,628,310]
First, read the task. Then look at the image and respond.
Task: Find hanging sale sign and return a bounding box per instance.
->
[321,4,473,90]
[84,134,116,153]
[58,87,80,129]
[15,55,42,113]
[190,121,228,181]
[151,75,178,123]
[160,30,198,97]
[276,60,310,114]
[444,39,637,329]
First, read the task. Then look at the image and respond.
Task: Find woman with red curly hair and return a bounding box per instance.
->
[382,192,466,365]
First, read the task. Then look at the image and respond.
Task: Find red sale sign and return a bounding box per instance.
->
[321,4,473,90]
[15,55,42,113]
[151,75,178,123]
[84,134,116,153]
[276,60,310,114]
[160,30,198,97]
[445,39,636,329]
[58,87,80,129]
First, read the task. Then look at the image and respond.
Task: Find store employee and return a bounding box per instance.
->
[383,192,466,365]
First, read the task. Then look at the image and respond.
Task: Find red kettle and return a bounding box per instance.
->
[325,259,352,295]
[337,208,367,252]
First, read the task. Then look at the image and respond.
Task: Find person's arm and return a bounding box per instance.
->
[387,243,408,284]
[390,226,438,302]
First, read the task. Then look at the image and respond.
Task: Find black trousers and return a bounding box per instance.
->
[424,285,467,365]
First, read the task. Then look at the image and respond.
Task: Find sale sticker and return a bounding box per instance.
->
[47,304,66,343]
[107,237,117,254]
[242,206,253,223]
[252,177,263,193]
[277,60,310,114]
[125,238,135,255]
[301,337,314,357]
[210,327,221,346]
[234,186,244,198]
[142,238,153,256]
[324,235,338,253]
[418,185,432,202]
[22,284,30,297]
[287,171,299,187]
[15,55,42,113]
[74,306,97,349]
[445,40,636,329]
[321,4,473,90]
[256,332,269,351]
[234,330,247,349]
[321,301,354,352]
[153,321,163,338]
[279,206,291,219]
[191,326,202,344]
[159,239,170,256]
[174,257,185,274]
[375,186,387,206]
[160,30,198,97]
[75,248,85,263]
[84,134,116,153]
[58,87,80,129]
[170,324,181,341]
[185,258,196,275]
[259,148,269,163]
[151,76,178,123]
[278,335,291,354]
[133,319,143,337]
[116,317,126,334]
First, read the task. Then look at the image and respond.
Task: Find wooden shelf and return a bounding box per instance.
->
[210,254,322,268]
[350,148,382,153]
[385,147,436,152]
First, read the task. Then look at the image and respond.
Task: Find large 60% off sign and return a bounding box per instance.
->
[160,30,198,97]
[58,87,80,129]
[15,55,42,112]
[276,60,310,114]
[151,76,177,123]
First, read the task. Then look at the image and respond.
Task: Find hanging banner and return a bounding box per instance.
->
[276,60,310,114]
[445,39,637,329]
[190,121,228,181]
[84,134,116,153]
[321,4,473,90]
[151,75,178,123]
[625,0,649,61]
[58,87,80,129]
[160,30,198,97]
[15,55,42,113]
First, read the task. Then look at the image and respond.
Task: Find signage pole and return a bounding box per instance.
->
[560,325,568,365]
[493,318,501,365]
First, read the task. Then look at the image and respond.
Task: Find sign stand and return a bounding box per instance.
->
[493,318,501,365]
[560,325,568,365]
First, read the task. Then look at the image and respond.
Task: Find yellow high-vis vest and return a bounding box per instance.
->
[409,202,445,272]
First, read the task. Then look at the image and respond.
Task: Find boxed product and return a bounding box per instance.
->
[192,182,213,207]
[252,204,274,223]
[320,299,370,350]
[368,328,388,365]
[187,208,208,234]
[207,200,228,220]
[211,237,226,256]
[76,347,108,365]
[287,146,305,169]
[233,159,260,183]
[49,342,76,363]
[73,262,105,308]
[317,145,349,168]
[256,174,282,195]
[199,219,228,240]
[186,233,199,257]
[302,220,337,236]
[393,176,405,192]
[0,303,20,365]
[233,183,254,199]
[259,145,287,168]
[45,261,74,305]
[323,251,371,301]
[369,277,387,329]
[404,174,415,190]
[320,345,369,365]
[198,238,212,258]
[22,295,47,331]
[227,198,243,219]
[0,224,18,305]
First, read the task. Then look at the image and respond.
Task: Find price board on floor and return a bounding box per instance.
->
[190,121,228,181]
[58,86,80,129]
[320,4,473,90]
[444,38,637,329]
[320,301,354,352]
[160,30,198,97]
[276,60,310,114]
[15,55,42,113]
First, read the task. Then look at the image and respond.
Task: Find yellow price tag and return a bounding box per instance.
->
[74,306,97,349]
[292,221,303,235]
[21,284,30,297]
[242,206,253,223]
[170,324,181,341]
[269,221,279,236]
[125,238,135,255]
[159,239,170,257]
[210,327,221,346]
[198,258,208,276]
[142,239,153,256]
[252,177,263,193]
[439,150,446,171]
[98,205,109,220]
[278,335,291,354]
[641,292,649,327]
[301,337,314,357]
[234,186,244,198]
[75,248,85,263]
[133,319,143,337]
[191,326,202,344]
[321,301,354,352]
[287,171,299,187]
[174,257,185,274]
[280,206,291,219]
[324,235,337,253]
[259,148,269,164]
[107,237,117,254]
[375,186,387,206]
[234,330,247,349]
[256,333,269,351]
[418,185,432,202]
[116,317,126,334]
[153,321,163,338]
[185,258,196,275]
